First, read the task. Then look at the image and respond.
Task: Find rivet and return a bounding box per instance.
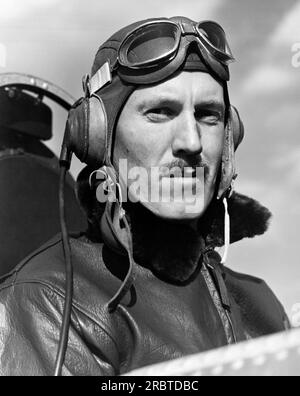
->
[275,350,289,362]
[211,365,224,376]
[192,370,203,377]
[231,360,245,371]
[252,355,266,366]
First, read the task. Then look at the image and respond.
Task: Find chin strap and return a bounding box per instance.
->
[221,197,230,265]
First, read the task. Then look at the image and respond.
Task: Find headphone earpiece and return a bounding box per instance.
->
[63,94,108,168]
[231,105,244,150]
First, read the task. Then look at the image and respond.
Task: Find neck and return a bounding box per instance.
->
[123,202,206,285]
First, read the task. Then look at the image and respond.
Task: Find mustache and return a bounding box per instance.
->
[159,158,208,177]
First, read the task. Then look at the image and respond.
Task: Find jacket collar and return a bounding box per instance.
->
[203,191,272,248]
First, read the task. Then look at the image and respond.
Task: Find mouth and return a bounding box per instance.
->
[181,167,197,179]
[161,166,205,180]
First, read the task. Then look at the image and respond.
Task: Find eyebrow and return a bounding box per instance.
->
[138,96,225,114]
[195,100,226,116]
[137,96,182,111]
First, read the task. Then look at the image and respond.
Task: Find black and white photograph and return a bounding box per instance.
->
[0,0,299,378]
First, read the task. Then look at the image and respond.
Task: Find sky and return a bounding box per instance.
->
[0,0,299,320]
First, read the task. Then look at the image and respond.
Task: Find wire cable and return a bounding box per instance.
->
[54,165,74,376]
[221,197,230,265]
[107,213,136,313]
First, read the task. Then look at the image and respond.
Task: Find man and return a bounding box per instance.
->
[0,16,290,376]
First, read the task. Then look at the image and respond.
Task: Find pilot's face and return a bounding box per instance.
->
[114,71,225,221]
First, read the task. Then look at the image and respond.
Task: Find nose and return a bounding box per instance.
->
[171,111,203,158]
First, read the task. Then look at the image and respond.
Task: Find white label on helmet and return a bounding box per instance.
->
[90,61,112,95]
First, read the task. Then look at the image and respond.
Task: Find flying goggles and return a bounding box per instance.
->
[115,18,235,84]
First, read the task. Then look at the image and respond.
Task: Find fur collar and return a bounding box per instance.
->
[203,191,272,248]
[122,193,271,285]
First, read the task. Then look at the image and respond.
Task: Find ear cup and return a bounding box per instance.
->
[65,95,108,168]
[231,105,244,149]
[217,106,244,198]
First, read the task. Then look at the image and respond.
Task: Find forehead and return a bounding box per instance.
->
[129,71,224,105]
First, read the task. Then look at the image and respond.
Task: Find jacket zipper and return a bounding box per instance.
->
[202,261,238,345]
[225,309,237,344]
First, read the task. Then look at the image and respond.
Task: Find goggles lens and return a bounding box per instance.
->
[118,20,234,73]
[119,22,179,69]
[196,21,234,64]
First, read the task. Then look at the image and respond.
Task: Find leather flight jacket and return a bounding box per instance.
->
[0,231,289,376]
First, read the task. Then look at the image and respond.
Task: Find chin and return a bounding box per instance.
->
[141,199,209,222]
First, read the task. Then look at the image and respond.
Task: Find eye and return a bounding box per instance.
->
[195,109,223,125]
[146,107,175,122]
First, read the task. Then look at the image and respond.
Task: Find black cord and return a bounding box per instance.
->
[54,165,74,376]
[107,214,136,313]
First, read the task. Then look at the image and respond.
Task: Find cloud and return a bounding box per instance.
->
[265,102,300,131]
[147,0,222,19]
[269,146,300,187]
[241,64,293,95]
[270,1,300,46]
[235,2,299,98]
[0,43,7,68]
[83,0,223,23]
[235,178,268,198]
[0,0,222,30]
[0,0,60,20]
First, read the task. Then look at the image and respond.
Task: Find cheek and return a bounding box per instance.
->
[114,128,154,171]
[114,118,170,169]
[202,127,225,167]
